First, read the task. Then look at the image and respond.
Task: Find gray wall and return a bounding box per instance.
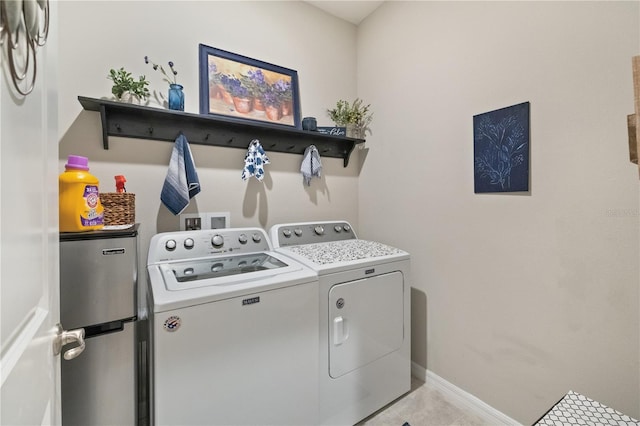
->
[357,1,640,424]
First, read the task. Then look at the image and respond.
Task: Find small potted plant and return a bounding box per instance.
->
[273,79,293,116]
[107,67,150,103]
[262,85,283,121]
[222,75,252,114]
[327,98,373,139]
[240,69,268,111]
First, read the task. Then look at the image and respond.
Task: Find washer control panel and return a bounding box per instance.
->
[270,221,357,248]
[148,228,272,264]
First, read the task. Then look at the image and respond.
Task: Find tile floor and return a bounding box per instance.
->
[358,377,493,426]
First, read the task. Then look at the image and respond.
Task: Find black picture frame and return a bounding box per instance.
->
[198,44,301,129]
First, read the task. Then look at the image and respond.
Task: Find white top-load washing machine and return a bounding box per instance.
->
[269,221,411,426]
[147,228,319,426]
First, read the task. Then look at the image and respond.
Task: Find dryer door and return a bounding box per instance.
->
[328,271,404,378]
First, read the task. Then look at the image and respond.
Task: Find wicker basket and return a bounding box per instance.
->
[100,192,135,225]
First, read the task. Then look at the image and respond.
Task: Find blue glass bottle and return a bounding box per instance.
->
[168,84,184,111]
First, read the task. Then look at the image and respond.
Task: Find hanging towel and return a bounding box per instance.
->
[242,139,270,181]
[300,145,323,186]
[160,133,201,215]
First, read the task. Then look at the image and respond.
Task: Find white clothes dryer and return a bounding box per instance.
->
[146,228,318,426]
[269,221,411,426]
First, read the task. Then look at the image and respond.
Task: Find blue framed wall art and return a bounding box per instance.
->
[473,102,530,193]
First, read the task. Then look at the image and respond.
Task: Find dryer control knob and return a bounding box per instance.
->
[184,238,194,249]
[334,225,342,233]
[211,234,224,247]
[165,239,177,251]
[238,234,248,244]
[294,228,303,236]
[314,226,324,235]
[282,229,292,238]
[252,233,262,243]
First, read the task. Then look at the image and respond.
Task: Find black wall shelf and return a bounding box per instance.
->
[78,96,364,167]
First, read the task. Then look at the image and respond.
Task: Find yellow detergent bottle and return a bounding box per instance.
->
[59,155,104,232]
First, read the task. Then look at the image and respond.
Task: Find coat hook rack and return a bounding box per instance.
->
[78,96,364,167]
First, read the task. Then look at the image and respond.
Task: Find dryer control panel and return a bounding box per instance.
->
[270,221,357,248]
[148,228,272,264]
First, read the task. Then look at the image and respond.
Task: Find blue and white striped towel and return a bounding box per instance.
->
[242,139,270,181]
[301,145,322,186]
[160,133,201,215]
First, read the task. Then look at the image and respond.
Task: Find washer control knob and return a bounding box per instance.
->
[294,228,303,236]
[238,234,248,244]
[184,238,194,249]
[211,234,224,248]
[314,226,324,235]
[252,233,262,243]
[334,225,342,233]
[343,225,351,233]
[165,239,177,251]
[282,229,292,238]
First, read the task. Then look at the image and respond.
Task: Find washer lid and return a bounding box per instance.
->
[159,252,289,291]
[148,250,318,312]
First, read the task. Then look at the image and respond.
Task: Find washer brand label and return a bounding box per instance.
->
[365,268,375,275]
[242,297,260,306]
[163,316,181,332]
[102,248,125,255]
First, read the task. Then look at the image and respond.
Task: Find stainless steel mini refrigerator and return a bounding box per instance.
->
[60,225,139,426]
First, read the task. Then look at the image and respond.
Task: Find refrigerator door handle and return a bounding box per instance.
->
[53,323,86,360]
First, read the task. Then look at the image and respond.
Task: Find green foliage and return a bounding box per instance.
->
[107,68,150,100]
[327,98,373,138]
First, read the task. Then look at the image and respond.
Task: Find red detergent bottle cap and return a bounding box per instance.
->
[115,175,127,193]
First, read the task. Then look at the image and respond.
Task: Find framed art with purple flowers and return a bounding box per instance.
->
[198,44,301,128]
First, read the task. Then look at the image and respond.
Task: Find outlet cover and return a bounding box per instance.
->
[180,213,205,231]
[205,212,230,229]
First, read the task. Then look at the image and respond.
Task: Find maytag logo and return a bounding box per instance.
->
[365,268,375,275]
[242,297,260,306]
[103,248,125,255]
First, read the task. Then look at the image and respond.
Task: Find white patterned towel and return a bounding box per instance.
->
[242,139,270,181]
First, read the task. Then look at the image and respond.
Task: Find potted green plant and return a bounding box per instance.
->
[327,98,373,139]
[107,67,150,103]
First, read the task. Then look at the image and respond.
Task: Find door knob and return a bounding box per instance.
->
[53,323,86,360]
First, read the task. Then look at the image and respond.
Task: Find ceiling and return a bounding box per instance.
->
[304,1,385,25]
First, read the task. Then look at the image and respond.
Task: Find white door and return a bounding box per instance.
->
[0,3,62,424]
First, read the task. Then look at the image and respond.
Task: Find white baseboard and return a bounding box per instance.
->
[411,362,522,426]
